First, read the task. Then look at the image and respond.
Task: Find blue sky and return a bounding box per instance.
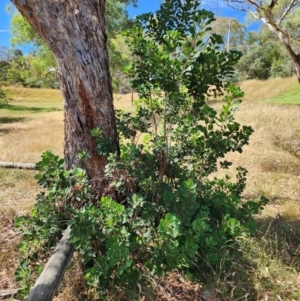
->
[0,1,12,48]
[0,0,257,51]
[127,0,250,23]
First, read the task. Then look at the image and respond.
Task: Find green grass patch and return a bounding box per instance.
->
[4,86,62,102]
[262,82,300,105]
[0,116,27,124]
[0,86,63,121]
[0,103,61,113]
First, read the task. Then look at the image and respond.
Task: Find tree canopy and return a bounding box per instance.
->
[211,17,246,52]
[4,0,300,86]
[6,0,134,90]
[224,0,300,83]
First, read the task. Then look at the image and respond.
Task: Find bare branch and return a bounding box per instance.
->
[0,162,37,169]
[226,2,248,11]
[45,67,59,77]
[246,0,263,11]
[279,0,297,25]
[224,0,263,13]
[249,10,260,19]
[0,289,19,299]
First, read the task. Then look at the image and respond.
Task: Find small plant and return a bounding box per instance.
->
[14,151,91,298]
[15,0,268,299]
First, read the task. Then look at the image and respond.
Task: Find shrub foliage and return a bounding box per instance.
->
[15,0,268,298]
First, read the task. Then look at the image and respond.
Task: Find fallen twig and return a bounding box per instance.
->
[0,289,19,299]
[0,162,36,170]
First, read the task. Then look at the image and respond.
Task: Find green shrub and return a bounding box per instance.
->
[15,0,268,299]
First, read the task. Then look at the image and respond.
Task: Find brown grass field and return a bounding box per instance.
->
[0,77,300,300]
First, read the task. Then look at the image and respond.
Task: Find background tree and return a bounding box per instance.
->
[237,26,293,79]
[7,5,58,87]
[0,47,11,85]
[224,0,300,83]
[5,50,59,88]
[10,0,120,184]
[8,0,134,91]
[211,17,246,52]
[237,40,291,79]
[0,46,23,102]
[0,46,23,81]
[109,34,132,94]
[105,0,134,93]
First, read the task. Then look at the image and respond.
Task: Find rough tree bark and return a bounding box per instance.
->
[225,0,300,84]
[11,0,120,180]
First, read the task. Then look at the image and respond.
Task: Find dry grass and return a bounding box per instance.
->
[0,77,300,300]
[216,103,300,202]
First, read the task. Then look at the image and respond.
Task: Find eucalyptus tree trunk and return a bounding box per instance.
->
[11,0,119,180]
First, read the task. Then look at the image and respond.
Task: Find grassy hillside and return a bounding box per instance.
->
[1,78,300,300]
[240,76,300,104]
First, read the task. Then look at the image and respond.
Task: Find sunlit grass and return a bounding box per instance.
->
[263,85,300,105]
[4,86,63,104]
[239,76,300,104]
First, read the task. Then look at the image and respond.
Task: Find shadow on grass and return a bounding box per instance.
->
[0,103,61,113]
[0,117,27,125]
[217,215,300,300]
[0,128,11,135]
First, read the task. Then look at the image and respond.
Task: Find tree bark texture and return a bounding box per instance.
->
[11,0,119,179]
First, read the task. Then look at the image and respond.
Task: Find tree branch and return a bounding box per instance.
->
[0,289,19,299]
[225,1,247,11]
[0,162,37,170]
[246,0,263,11]
[249,10,260,19]
[225,0,264,14]
[279,0,297,25]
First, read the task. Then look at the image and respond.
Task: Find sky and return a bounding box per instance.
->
[0,0,259,51]
[0,1,12,49]
[127,0,245,18]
